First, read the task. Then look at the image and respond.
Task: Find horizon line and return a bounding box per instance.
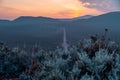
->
[0,11,120,21]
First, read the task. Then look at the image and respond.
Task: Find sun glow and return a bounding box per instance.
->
[0,0,118,20]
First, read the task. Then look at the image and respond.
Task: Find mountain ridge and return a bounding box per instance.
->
[0,11,120,49]
[0,11,120,21]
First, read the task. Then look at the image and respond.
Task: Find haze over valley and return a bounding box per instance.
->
[0,12,120,49]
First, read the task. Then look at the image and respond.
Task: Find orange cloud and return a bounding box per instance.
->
[0,0,103,20]
[0,5,28,20]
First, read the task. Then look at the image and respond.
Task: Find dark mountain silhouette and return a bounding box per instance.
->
[0,11,120,49]
[14,16,60,23]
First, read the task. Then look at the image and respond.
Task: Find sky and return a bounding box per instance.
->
[0,0,120,20]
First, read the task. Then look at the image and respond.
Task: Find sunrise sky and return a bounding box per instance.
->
[0,0,120,20]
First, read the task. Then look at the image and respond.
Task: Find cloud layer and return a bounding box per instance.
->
[0,0,3,4]
[0,0,119,20]
[80,0,120,12]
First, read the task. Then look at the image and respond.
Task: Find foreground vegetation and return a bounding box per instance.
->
[0,30,120,80]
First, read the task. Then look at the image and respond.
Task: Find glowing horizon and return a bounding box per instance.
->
[0,0,119,20]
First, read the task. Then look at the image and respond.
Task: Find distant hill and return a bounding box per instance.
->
[13,16,60,23]
[0,11,120,49]
[59,15,93,21]
[73,15,94,20]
